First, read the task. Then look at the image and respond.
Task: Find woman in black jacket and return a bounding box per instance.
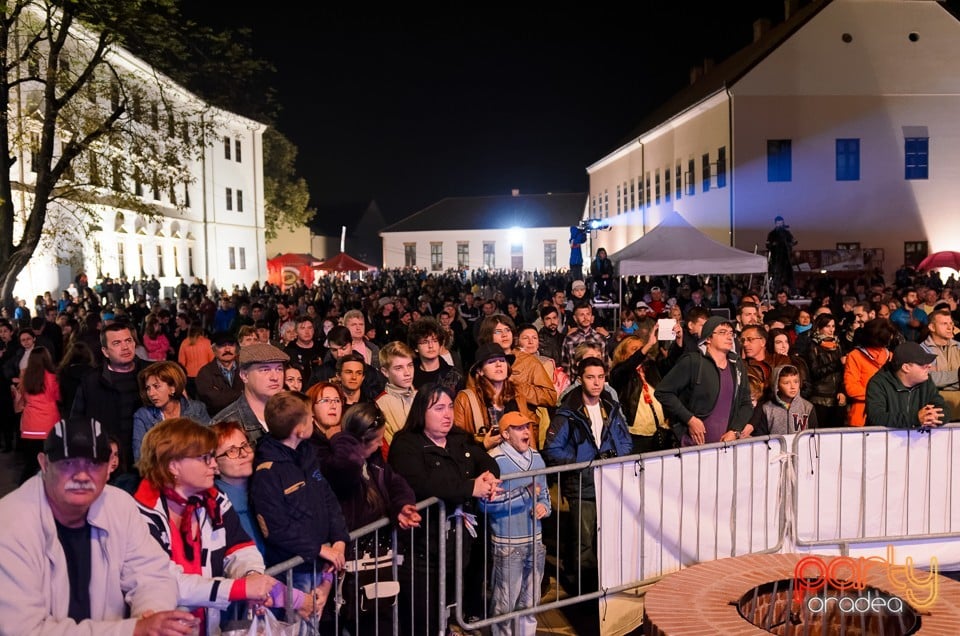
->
[388,383,500,636]
[803,313,847,427]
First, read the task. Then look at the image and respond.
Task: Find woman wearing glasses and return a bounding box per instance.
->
[135,417,315,633]
[211,420,263,553]
[305,381,345,441]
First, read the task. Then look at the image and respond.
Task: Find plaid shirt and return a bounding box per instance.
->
[561,326,609,375]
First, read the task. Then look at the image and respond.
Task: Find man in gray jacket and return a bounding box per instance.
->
[921,309,960,416]
[0,417,194,635]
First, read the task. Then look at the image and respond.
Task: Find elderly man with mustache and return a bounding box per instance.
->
[0,416,195,635]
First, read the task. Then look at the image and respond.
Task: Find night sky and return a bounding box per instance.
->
[205,0,960,224]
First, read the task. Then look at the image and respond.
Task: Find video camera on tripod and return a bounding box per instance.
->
[577,218,611,232]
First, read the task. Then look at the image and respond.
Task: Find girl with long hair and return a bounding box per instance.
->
[17,346,60,483]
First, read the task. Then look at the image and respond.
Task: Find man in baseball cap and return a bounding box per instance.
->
[866,342,949,428]
[212,343,290,445]
[0,415,192,632]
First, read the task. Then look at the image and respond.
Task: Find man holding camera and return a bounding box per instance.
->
[543,357,631,595]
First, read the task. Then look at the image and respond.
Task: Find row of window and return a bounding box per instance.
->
[594,147,728,218]
[767,137,929,181]
[225,187,244,212]
[224,137,243,162]
[102,243,195,279]
[403,241,558,270]
[228,247,247,270]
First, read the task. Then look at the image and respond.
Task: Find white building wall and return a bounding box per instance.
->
[7,21,266,303]
[382,227,572,272]
[585,0,960,276]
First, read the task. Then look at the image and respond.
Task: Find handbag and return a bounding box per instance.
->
[221,608,302,636]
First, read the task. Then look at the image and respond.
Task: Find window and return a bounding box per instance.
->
[544,241,557,269]
[645,173,651,206]
[717,147,727,188]
[235,139,242,163]
[430,242,443,271]
[457,242,469,268]
[30,132,39,172]
[630,179,635,210]
[134,168,143,197]
[483,241,495,268]
[905,137,928,180]
[687,159,695,195]
[224,136,231,160]
[654,170,661,205]
[112,161,123,191]
[150,103,159,131]
[511,242,523,270]
[88,152,100,186]
[110,82,120,110]
[676,164,682,200]
[174,246,181,277]
[138,244,146,277]
[603,190,608,217]
[225,188,233,211]
[616,184,621,214]
[151,173,160,200]
[228,247,236,270]
[404,243,416,267]
[835,139,860,181]
[702,153,711,192]
[168,178,176,205]
[118,242,126,277]
[664,165,671,203]
[132,94,142,122]
[239,247,246,270]
[183,182,190,207]
[767,139,792,182]
[904,241,928,268]
[188,247,195,276]
[157,245,164,277]
[236,190,243,212]
[181,118,190,144]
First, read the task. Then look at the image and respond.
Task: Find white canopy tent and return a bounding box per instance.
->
[609,211,767,276]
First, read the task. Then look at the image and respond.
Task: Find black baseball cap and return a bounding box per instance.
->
[44,417,111,463]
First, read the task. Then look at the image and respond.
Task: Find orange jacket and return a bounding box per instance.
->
[843,347,892,426]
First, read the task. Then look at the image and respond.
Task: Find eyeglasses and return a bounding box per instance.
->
[216,443,252,460]
[184,452,216,465]
[741,336,764,343]
[492,329,512,336]
[317,397,342,405]
[711,329,734,337]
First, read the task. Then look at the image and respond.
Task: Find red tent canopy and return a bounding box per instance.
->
[314,252,376,272]
[267,253,322,289]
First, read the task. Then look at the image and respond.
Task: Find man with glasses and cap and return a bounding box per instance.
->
[196,331,244,417]
[0,416,195,634]
[655,316,753,446]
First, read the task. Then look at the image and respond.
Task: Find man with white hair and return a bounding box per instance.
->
[0,417,193,634]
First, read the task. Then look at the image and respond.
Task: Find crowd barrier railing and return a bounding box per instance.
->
[262,426,960,635]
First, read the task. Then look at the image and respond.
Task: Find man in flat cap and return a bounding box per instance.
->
[0,417,195,634]
[212,343,290,445]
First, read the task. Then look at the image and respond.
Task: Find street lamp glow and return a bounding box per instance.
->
[508,226,525,246]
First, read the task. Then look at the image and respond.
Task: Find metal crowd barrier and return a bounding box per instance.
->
[792,423,960,551]
[262,427,960,635]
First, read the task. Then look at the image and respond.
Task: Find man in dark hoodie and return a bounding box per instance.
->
[866,342,949,428]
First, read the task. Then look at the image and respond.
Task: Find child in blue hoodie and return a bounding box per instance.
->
[479,411,551,636]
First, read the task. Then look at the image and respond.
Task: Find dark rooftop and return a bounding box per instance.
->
[380,192,586,233]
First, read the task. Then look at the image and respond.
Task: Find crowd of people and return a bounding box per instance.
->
[0,257,958,634]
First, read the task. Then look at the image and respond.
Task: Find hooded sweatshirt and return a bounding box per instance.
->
[750,365,818,435]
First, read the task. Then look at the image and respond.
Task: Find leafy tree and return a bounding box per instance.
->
[0,0,232,307]
[0,0,303,309]
[262,127,314,242]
